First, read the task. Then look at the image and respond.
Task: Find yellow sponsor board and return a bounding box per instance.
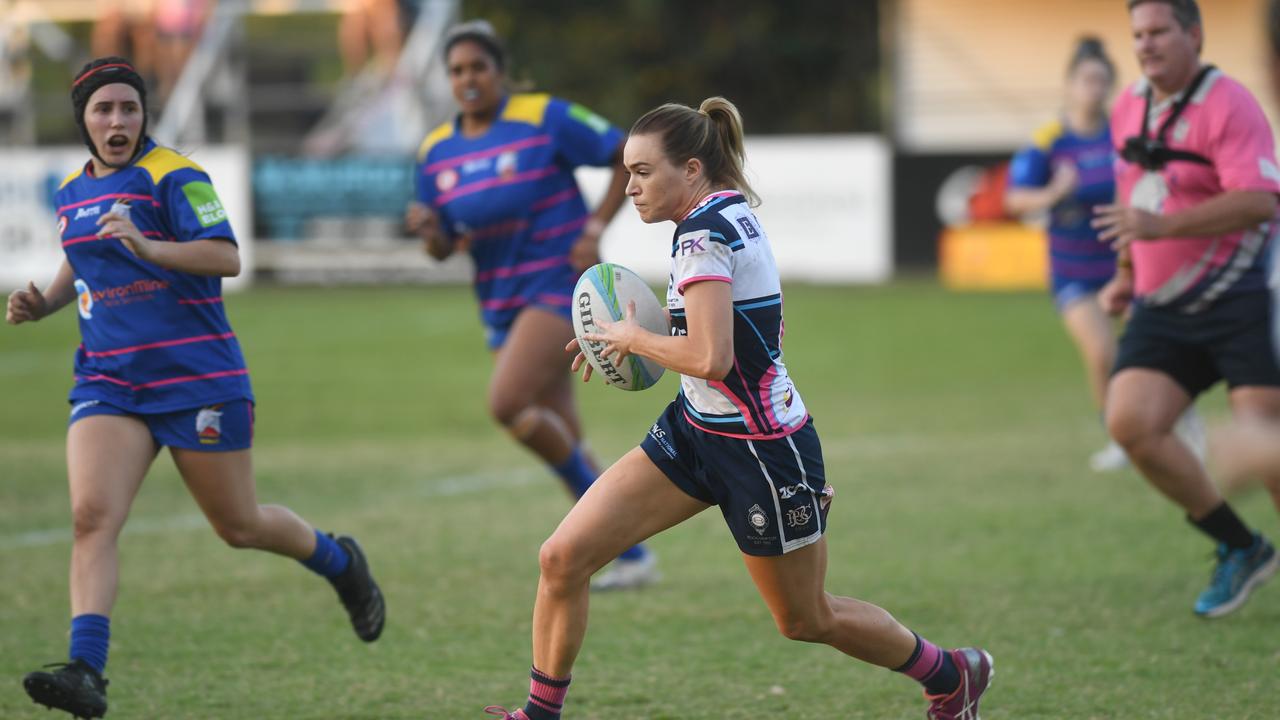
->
[939,223,1047,291]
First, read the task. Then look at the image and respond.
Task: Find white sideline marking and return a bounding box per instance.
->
[0,468,545,551]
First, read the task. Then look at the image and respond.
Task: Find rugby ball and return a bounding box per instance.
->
[572,263,668,391]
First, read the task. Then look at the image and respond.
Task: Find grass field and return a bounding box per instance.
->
[1,282,1276,719]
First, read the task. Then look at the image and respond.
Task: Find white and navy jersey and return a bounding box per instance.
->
[667,190,807,439]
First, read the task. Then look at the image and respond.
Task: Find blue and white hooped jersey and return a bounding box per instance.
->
[667,191,807,440]
[56,138,253,414]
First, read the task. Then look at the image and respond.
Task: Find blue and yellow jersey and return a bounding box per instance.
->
[414,93,623,331]
[56,138,252,413]
[1008,119,1117,283]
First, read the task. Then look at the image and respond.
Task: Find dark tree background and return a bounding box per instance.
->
[462,0,882,134]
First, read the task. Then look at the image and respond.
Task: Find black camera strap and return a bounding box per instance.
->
[1136,64,1215,166]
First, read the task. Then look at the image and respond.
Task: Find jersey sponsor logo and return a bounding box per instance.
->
[736,216,759,239]
[74,279,94,319]
[437,168,459,192]
[785,505,813,529]
[181,181,228,228]
[73,205,101,221]
[196,404,224,445]
[57,215,68,235]
[70,400,101,418]
[568,103,610,135]
[747,503,770,535]
[677,230,709,256]
[90,279,171,307]
[496,150,518,179]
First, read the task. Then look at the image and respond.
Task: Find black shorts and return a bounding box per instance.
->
[1114,290,1280,397]
[640,400,833,556]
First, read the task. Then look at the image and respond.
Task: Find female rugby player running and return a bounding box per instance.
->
[483,97,993,720]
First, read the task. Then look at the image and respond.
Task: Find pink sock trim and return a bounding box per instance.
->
[900,638,945,683]
[528,667,570,712]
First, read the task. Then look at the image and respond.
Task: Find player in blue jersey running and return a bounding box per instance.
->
[406,20,655,590]
[1005,38,1132,471]
[483,98,992,720]
[6,58,384,719]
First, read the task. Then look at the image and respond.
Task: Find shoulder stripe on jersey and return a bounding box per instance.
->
[417,121,454,162]
[684,190,743,220]
[708,230,745,250]
[501,93,552,127]
[59,168,84,190]
[136,146,204,184]
[437,165,558,205]
[422,134,551,175]
[1032,119,1064,150]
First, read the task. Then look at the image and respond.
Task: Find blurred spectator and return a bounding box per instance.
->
[339,0,404,78]
[92,0,156,82]
[154,0,213,105]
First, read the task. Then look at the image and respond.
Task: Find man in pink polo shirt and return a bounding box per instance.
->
[1093,0,1280,618]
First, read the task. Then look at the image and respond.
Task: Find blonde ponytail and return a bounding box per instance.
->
[631,96,760,207]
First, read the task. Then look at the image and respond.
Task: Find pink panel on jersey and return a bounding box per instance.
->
[1110,71,1280,298]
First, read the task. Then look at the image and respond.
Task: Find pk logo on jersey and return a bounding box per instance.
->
[74,279,94,320]
[677,230,709,257]
[196,405,224,445]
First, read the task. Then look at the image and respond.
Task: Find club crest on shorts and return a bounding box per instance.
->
[747,504,770,535]
[196,405,224,445]
[786,506,813,529]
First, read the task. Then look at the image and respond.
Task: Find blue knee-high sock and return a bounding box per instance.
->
[553,447,648,562]
[299,530,350,578]
[69,614,110,674]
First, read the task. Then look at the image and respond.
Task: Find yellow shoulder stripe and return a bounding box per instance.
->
[1031,120,1063,151]
[501,93,551,127]
[417,121,454,162]
[136,145,204,184]
[58,168,84,190]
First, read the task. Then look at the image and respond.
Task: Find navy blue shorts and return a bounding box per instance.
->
[68,399,254,451]
[1115,290,1280,397]
[641,400,833,556]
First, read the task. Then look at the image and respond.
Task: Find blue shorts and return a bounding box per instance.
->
[484,301,574,350]
[1051,276,1109,312]
[641,400,833,556]
[68,399,254,451]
